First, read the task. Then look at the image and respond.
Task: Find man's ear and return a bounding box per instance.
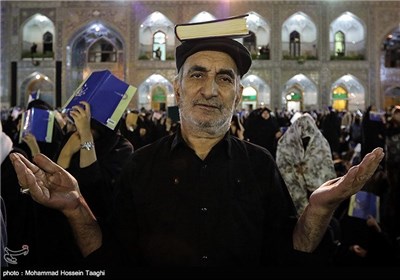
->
[173,79,181,102]
[234,84,243,108]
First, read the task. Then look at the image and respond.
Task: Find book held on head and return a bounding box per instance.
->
[175,14,249,41]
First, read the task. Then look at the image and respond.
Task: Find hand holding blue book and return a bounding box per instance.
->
[19,107,54,143]
[62,70,136,130]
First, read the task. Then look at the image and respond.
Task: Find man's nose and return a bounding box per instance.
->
[201,77,218,98]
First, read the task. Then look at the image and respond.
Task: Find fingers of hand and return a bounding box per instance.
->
[338,149,384,197]
[79,101,90,113]
[11,154,53,198]
[33,153,63,174]
[11,153,42,178]
[72,104,84,113]
[356,149,384,183]
[10,153,26,171]
[70,111,83,122]
[336,166,359,192]
[361,147,384,166]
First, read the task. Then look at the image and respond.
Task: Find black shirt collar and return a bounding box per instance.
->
[170,128,233,159]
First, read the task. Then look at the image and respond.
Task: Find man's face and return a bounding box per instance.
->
[174,50,243,136]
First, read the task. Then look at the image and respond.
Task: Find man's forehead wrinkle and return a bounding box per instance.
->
[188,65,209,73]
[187,65,236,78]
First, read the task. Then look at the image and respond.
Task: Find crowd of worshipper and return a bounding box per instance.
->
[1,99,399,268]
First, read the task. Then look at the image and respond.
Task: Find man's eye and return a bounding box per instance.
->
[190,73,203,79]
[219,76,234,83]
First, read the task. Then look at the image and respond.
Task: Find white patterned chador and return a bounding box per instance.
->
[276,113,337,215]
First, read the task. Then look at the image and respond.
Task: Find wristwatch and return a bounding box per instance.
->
[80,141,95,151]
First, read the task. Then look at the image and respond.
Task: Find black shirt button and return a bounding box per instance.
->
[201,207,208,212]
[173,177,179,185]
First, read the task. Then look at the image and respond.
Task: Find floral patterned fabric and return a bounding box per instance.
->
[276,113,336,215]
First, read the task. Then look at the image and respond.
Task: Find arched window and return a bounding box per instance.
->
[282,12,316,60]
[331,74,364,111]
[20,72,55,107]
[290,31,301,57]
[329,12,366,60]
[153,31,166,60]
[334,31,345,56]
[286,85,303,112]
[242,86,257,111]
[137,74,174,110]
[384,86,400,108]
[151,85,166,110]
[332,85,348,111]
[42,31,53,54]
[384,34,400,68]
[241,75,271,109]
[22,13,55,59]
[88,38,117,62]
[139,12,174,60]
[246,11,270,60]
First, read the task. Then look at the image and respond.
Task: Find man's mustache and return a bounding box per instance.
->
[192,99,222,110]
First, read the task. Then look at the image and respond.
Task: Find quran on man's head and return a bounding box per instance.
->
[175,14,249,41]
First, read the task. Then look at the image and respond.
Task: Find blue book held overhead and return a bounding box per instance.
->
[369,111,385,122]
[19,108,54,143]
[348,191,380,222]
[62,70,137,130]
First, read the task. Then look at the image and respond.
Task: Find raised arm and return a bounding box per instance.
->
[292,147,385,252]
[10,152,102,257]
[69,101,97,168]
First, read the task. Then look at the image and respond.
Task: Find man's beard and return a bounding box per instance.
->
[178,96,234,136]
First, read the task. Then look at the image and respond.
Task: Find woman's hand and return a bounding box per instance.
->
[69,101,91,137]
[62,131,81,156]
[22,132,41,157]
[57,132,81,169]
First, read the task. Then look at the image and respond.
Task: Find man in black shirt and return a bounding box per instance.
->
[10,18,384,273]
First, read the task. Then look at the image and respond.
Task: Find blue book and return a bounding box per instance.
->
[348,191,380,222]
[369,111,385,122]
[19,108,54,143]
[62,70,136,130]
